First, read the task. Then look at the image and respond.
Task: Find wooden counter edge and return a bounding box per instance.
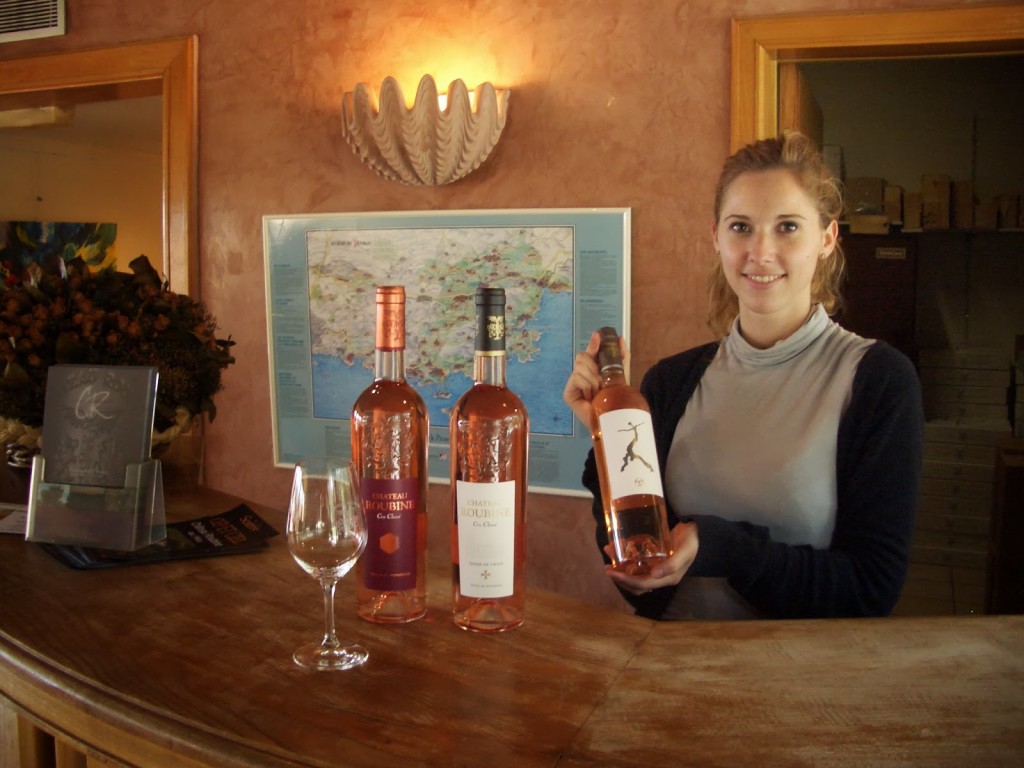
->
[0,629,323,768]
[0,482,318,768]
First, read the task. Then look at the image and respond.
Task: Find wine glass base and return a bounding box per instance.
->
[293,642,368,671]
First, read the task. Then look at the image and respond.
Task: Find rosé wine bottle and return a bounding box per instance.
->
[590,326,673,575]
[449,287,529,632]
[351,286,429,623]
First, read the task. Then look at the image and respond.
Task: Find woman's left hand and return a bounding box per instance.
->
[605,522,699,596]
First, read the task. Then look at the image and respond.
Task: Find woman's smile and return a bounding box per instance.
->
[745,273,785,285]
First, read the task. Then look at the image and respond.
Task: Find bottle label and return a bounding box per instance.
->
[360,476,419,591]
[597,408,665,500]
[455,480,515,598]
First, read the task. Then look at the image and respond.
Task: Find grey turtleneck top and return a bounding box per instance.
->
[580,304,924,620]
[662,306,872,618]
[667,305,872,548]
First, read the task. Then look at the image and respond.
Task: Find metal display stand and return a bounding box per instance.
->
[25,456,166,551]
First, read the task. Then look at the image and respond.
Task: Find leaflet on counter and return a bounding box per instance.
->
[39,503,279,569]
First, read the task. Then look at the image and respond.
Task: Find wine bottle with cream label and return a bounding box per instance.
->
[450,287,529,632]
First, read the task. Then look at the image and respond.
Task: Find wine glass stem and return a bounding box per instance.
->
[319,577,340,649]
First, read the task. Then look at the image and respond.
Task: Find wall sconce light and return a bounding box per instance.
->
[341,74,509,186]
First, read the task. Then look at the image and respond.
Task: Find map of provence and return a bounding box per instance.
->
[305,225,575,435]
[265,209,628,493]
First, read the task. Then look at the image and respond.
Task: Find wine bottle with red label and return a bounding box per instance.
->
[351,286,429,623]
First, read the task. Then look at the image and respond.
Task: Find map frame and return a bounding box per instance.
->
[263,208,630,496]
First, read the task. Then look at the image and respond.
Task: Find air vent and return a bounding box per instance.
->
[0,0,64,44]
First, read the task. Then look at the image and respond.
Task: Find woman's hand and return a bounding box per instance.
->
[562,330,630,430]
[605,522,699,596]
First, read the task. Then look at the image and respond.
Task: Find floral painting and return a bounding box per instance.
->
[0,221,117,287]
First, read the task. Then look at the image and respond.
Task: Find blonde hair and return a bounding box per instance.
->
[707,131,846,336]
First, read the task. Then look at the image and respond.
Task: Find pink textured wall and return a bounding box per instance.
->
[1,0,949,610]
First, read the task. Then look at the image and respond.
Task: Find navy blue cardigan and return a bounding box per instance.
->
[582,340,924,619]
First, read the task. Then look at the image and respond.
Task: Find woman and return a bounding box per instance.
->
[563,131,923,620]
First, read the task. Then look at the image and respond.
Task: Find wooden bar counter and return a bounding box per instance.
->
[1,486,1023,767]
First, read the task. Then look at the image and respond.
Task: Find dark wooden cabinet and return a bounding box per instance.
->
[989,441,1024,614]
[836,233,918,363]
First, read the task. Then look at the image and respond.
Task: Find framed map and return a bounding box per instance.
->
[263,208,630,496]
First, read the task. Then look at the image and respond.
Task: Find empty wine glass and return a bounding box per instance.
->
[287,458,368,671]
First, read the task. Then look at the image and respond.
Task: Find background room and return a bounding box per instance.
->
[2,1,1022,615]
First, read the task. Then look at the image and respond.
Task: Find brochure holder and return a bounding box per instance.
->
[26,456,167,551]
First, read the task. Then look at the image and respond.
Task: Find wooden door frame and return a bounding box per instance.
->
[0,37,198,295]
[731,4,1024,151]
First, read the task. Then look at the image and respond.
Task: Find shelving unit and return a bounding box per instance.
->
[839,230,1023,615]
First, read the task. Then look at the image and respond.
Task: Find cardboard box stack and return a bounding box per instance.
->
[904,192,923,231]
[841,168,1022,233]
[844,176,889,234]
[884,184,903,225]
[913,347,1013,615]
[845,177,884,214]
[953,181,975,230]
[922,174,952,230]
[922,351,1010,424]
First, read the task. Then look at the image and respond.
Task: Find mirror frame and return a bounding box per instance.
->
[731,5,1024,151]
[0,36,198,295]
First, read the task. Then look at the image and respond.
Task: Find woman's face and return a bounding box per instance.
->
[713,167,837,347]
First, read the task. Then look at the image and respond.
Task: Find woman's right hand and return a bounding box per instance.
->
[604,522,699,596]
[562,330,629,430]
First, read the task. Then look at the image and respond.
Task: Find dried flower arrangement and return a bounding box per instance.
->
[0,255,235,451]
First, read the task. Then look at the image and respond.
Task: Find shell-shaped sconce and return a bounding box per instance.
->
[341,74,509,186]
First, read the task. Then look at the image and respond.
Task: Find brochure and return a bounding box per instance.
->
[39,503,279,569]
[41,364,159,488]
